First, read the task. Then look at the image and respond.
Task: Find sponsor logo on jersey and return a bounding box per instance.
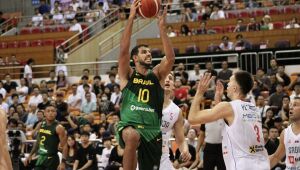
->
[39,129,52,135]
[241,104,257,112]
[130,105,154,112]
[223,146,228,155]
[289,156,295,164]
[249,145,264,153]
[133,78,154,85]
[288,146,300,154]
[242,113,261,122]
[286,166,300,170]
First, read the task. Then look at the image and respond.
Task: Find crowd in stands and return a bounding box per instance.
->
[1,55,299,169]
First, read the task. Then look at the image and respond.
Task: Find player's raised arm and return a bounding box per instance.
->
[118,0,140,87]
[154,5,175,81]
[269,131,286,168]
[0,109,13,170]
[57,124,68,170]
[188,73,233,124]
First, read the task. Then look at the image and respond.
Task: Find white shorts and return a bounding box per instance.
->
[160,153,174,170]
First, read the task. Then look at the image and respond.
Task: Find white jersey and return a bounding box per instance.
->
[222,100,270,170]
[284,124,300,169]
[160,100,180,170]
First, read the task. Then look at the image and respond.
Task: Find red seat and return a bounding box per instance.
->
[42,39,54,46]
[273,22,284,29]
[55,39,65,47]
[226,12,238,19]
[44,27,53,33]
[212,26,223,33]
[254,10,265,17]
[225,25,235,33]
[240,11,250,18]
[197,15,202,21]
[19,40,30,48]
[284,7,294,14]
[55,26,65,32]
[20,28,31,35]
[32,27,42,34]
[0,42,7,49]
[81,24,89,41]
[7,41,19,48]
[31,40,43,47]
[269,8,280,15]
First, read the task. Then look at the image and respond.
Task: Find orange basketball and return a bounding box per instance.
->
[137,0,161,18]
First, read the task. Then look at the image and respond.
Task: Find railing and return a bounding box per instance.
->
[58,8,120,54]
[0,17,18,35]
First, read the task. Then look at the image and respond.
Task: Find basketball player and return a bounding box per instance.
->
[0,109,13,169]
[160,74,191,170]
[25,105,67,170]
[117,0,175,169]
[189,72,270,170]
[270,97,300,169]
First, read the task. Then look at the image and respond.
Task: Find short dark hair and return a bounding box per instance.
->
[27,58,34,65]
[130,44,148,59]
[12,93,19,99]
[81,131,90,137]
[282,95,290,101]
[256,67,265,72]
[8,118,18,126]
[222,36,229,41]
[0,94,3,99]
[83,84,90,88]
[269,126,278,131]
[45,104,56,110]
[81,75,89,80]
[93,75,101,80]
[262,125,269,131]
[234,71,253,96]
[109,73,116,78]
[236,34,243,39]
[71,83,78,87]
[83,68,90,73]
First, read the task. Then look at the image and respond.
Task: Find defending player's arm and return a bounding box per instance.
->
[153,6,175,81]
[173,111,191,162]
[118,0,140,87]
[269,131,286,168]
[0,109,13,170]
[25,124,42,166]
[188,73,233,124]
[57,124,68,169]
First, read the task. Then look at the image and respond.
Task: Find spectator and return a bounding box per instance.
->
[79,0,90,11]
[107,113,119,136]
[268,83,286,110]
[187,128,197,148]
[24,58,34,87]
[43,14,54,25]
[175,63,189,85]
[260,15,273,30]
[55,91,68,126]
[210,5,225,20]
[267,58,278,76]
[180,24,191,36]
[70,0,80,11]
[276,65,291,87]
[217,60,233,88]
[3,74,18,94]
[197,21,207,35]
[47,70,56,84]
[256,95,270,118]
[166,25,176,37]
[64,6,76,22]
[0,11,6,24]
[278,95,290,121]
[38,0,50,14]
[262,108,275,128]
[67,84,82,111]
[290,83,300,103]
[188,63,201,82]
[50,1,62,14]
[77,76,92,96]
[274,117,284,134]
[37,92,50,110]
[110,85,121,106]
[219,36,234,51]
[82,84,96,103]
[16,103,27,123]
[56,70,68,91]
[183,7,197,22]
[285,17,300,29]
[247,17,260,32]
[201,5,212,21]
[52,9,64,24]
[0,56,5,65]
[103,86,111,100]
[92,76,104,96]
[0,81,7,98]
[174,78,188,103]
[173,144,196,169]
[32,8,43,27]
[255,68,271,91]
[69,19,82,33]
[269,74,278,95]
[106,74,118,92]
[233,18,246,32]
[25,104,38,128]
[204,61,218,77]
[262,126,277,155]
[106,144,124,170]
[39,80,48,93]
[85,2,105,22]
[81,92,97,114]
[65,135,78,170]
[75,7,85,22]
[7,93,20,108]
[98,93,115,115]
[55,57,68,77]
[28,87,43,107]
[99,132,113,169]
[73,131,98,170]
[269,126,280,147]
[8,55,20,65]
[234,34,252,50]
[0,94,8,113]
[32,110,44,130]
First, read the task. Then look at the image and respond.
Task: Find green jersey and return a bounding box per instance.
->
[37,121,60,156]
[120,70,164,128]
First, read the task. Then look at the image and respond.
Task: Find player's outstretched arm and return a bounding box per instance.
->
[154,5,175,81]
[173,111,191,162]
[118,0,140,87]
[57,124,67,170]
[270,131,285,168]
[188,73,233,125]
[0,109,13,170]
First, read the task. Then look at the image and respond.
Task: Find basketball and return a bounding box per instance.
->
[137,0,161,18]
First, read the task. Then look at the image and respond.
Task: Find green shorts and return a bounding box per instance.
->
[35,154,60,170]
[117,121,162,170]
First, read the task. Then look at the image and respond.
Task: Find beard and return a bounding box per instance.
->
[139,60,152,69]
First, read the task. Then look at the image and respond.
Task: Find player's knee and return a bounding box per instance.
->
[122,127,140,145]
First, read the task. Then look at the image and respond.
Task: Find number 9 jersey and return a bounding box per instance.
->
[120,70,164,128]
[222,100,270,170]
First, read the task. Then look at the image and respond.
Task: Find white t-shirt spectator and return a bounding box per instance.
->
[77,84,92,96]
[28,95,43,106]
[110,92,122,105]
[70,2,80,11]
[0,102,9,113]
[24,64,33,79]
[0,88,7,98]
[67,93,82,109]
[51,7,62,15]
[210,10,225,20]
[16,86,29,103]
[69,23,82,33]
[64,11,76,20]
[53,13,64,24]
[55,65,68,76]
[285,24,300,29]
[32,14,43,26]
[99,147,112,168]
[219,42,234,51]
[81,92,97,103]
